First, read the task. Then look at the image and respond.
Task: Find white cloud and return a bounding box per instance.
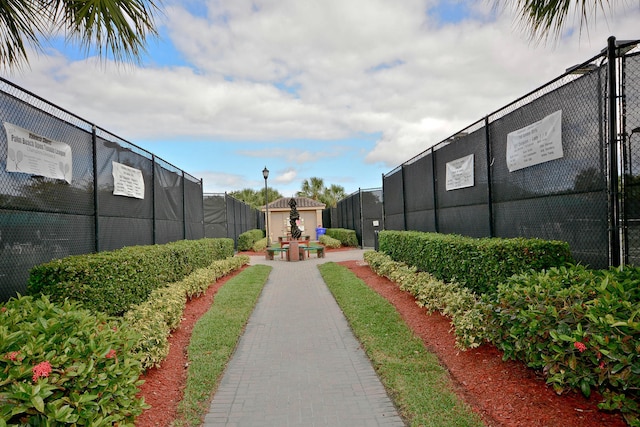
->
[197,170,252,193]
[8,0,640,174]
[274,168,297,184]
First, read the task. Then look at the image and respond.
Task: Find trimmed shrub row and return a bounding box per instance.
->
[124,255,249,369]
[237,229,265,251]
[364,250,485,350]
[0,254,249,426]
[319,234,342,248]
[326,228,358,247]
[378,230,573,294]
[365,250,640,426]
[251,237,268,252]
[26,238,234,316]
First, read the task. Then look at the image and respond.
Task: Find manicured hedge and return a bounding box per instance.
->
[124,255,249,369]
[326,228,358,247]
[378,230,573,294]
[319,235,341,249]
[365,250,640,424]
[0,254,250,425]
[238,229,265,251]
[27,238,234,316]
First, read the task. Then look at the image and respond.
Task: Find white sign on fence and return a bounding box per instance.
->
[3,122,73,184]
[446,154,474,191]
[112,161,145,199]
[506,110,563,172]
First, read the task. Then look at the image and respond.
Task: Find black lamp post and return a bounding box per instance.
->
[263,166,269,246]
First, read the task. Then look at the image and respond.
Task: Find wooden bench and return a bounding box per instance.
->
[265,247,288,260]
[303,245,325,258]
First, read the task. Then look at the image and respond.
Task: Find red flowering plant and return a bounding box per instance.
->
[0,295,147,425]
[482,264,640,425]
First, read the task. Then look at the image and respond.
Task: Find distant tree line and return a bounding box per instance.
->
[229,177,346,209]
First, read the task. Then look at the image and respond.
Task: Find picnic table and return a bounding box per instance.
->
[265,241,325,261]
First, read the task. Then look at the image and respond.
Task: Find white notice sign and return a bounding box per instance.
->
[112,161,145,199]
[506,110,563,172]
[446,154,474,191]
[4,122,73,184]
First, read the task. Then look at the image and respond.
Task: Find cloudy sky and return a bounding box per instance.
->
[6,0,640,196]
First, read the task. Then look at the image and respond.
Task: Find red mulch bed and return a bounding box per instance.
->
[135,257,627,427]
[340,260,627,427]
[134,267,245,427]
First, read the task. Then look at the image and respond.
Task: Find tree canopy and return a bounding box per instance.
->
[229,187,282,210]
[0,0,162,69]
[297,177,346,208]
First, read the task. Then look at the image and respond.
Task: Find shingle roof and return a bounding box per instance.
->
[266,197,326,210]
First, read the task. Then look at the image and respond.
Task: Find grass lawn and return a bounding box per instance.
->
[173,264,271,426]
[171,261,484,427]
[319,262,485,427]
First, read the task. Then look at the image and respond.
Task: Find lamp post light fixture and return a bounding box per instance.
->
[263,166,270,246]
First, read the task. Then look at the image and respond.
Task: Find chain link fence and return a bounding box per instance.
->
[326,188,383,248]
[622,52,640,265]
[203,193,263,246]
[383,37,640,269]
[1,78,204,301]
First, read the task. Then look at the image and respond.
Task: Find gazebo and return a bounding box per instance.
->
[262,197,326,242]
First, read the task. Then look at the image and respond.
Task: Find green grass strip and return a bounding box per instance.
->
[318,262,485,427]
[173,264,271,426]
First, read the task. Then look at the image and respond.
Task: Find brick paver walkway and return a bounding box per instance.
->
[202,249,405,427]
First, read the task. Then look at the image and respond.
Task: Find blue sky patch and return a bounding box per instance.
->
[367,59,405,73]
[428,1,470,25]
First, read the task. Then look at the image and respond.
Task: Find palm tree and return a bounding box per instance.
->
[0,0,161,69]
[320,184,346,208]
[297,178,346,208]
[297,177,325,201]
[229,187,282,209]
[494,0,613,41]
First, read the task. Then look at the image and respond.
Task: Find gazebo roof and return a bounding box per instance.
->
[265,197,326,210]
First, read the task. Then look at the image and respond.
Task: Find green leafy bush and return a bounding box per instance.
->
[123,303,171,371]
[0,295,146,426]
[27,238,234,316]
[364,250,486,349]
[482,265,640,425]
[252,237,268,252]
[326,228,358,247]
[365,250,640,423]
[238,229,265,251]
[378,230,573,294]
[123,255,249,369]
[319,235,341,248]
[180,255,249,299]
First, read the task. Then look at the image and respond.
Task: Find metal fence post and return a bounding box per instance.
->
[182,171,187,240]
[401,165,408,231]
[484,116,494,237]
[92,125,100,253]
[608,36,621,266]
[430,148,439,233]
[152,154,157,244]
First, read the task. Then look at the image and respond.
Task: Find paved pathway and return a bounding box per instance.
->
[202,249,405,427]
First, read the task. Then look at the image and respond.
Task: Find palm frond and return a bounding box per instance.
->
[495,0,613,42]
[53,0,161,64]
[0,0,49,69]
